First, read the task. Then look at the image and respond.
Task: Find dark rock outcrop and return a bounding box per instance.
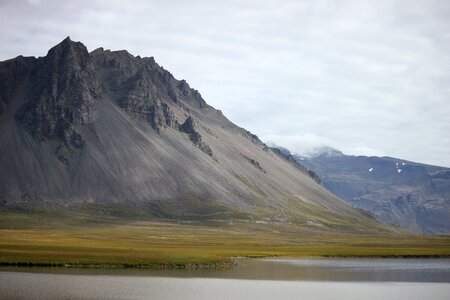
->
[0,55,36,114]
[243,156,266,173]
[14,37,100,163]
[180,116,213,156]
[119,72,178,133]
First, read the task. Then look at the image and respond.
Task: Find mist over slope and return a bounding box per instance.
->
[0,38,386,231]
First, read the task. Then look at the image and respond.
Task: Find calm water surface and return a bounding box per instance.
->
[1,258,449,300]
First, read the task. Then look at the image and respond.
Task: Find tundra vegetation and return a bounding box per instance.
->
[1,209,449,269]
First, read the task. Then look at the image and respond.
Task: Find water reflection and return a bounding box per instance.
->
[1,258,449,282]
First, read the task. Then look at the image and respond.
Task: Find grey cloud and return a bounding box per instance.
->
[1,0,449,166]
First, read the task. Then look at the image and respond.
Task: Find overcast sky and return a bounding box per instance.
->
[1,0,449,167]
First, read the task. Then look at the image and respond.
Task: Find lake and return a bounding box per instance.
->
[1,258,449,299]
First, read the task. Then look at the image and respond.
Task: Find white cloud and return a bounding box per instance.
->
[262,134,338,156]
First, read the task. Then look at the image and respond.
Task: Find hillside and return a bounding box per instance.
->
[293,147,450,234]
[0,37,387,232]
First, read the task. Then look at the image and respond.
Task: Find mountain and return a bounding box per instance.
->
[293,147,450,234]
[0,38,386,231]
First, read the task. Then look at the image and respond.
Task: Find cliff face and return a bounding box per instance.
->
[0,38,385,230]
[14,39,99,162]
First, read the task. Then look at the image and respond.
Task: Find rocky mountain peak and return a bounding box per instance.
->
[15,37,101,163]
[45,36,91,70]
[9,38,222,164]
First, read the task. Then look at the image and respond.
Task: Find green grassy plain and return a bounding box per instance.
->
[1,209,449,268]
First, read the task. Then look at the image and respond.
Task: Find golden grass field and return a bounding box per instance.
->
[1,213,449,268]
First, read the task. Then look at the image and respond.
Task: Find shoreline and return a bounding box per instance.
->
[0,261,238,270]
[2,255,450,271]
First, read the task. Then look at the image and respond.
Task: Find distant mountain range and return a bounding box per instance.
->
[0,38,386,232]
[289,147,450,234]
